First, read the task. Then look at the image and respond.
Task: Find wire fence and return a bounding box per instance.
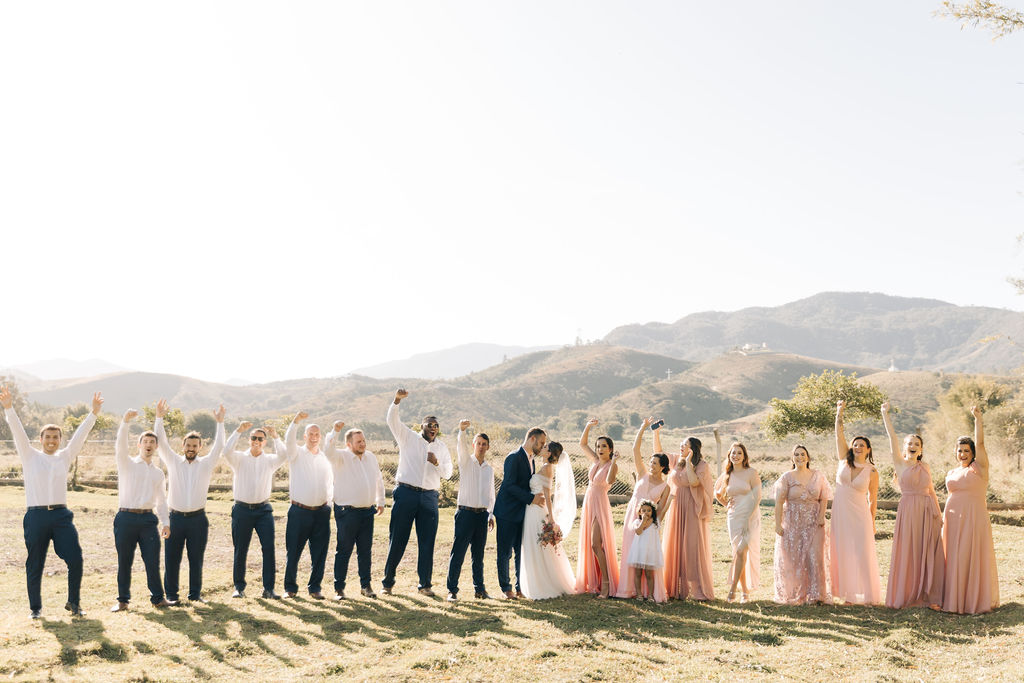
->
[3,435,1024,508]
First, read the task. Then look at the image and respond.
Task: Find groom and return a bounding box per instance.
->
[494,427,547,599]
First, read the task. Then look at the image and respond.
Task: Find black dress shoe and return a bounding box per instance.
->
[261,589,282,600]
[64,602,85,617]
[475,591,490,600]
[309,592,325,600]
[30,609,41,619]
[360,587,377,599]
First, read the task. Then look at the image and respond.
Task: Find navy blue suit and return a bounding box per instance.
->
[494,447,535,593]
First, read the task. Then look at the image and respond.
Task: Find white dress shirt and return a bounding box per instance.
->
[155,418,225,513]
[115,421,170,527]
[222,423,295,504]
[386,402,453,491]
[324,432,385,507]
[5,407,95,508]
[456,429,496,519]
[288,442,333,508]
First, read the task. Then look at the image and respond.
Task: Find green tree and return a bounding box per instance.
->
[142,403,186,438]
[763,370,888,439]
[186,411,218,440]
[63,403,116,435]
[924,377,1012,454]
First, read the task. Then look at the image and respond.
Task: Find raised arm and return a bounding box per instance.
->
[2,385,37,461]
[457,420,472,469]
[62,392,102,463]
[579,418,599,464]
[278,411,306,464]
[153,399,177,467]
[324,420,346,465]
[632,417,653,478]
[201,405,227,464]
[221,421,251,469]
[971,405,989,474]
[386,389,416,448]
[116,410,138,470]
[835,400,848,461]
[881,401,904,475]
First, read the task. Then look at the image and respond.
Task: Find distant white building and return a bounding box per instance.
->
[888,358,898,372]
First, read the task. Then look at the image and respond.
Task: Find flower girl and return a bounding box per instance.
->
[627,500,664,601]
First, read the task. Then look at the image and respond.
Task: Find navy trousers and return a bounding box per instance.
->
[333,505,375,592]
[446,508,489,595]
[495,516,524,593]
[23,507,83,611]
[283,504,331,594]
[382,485,438,590]
[164,510,209,601]
[231,502,276,592]
[113,510,164,604]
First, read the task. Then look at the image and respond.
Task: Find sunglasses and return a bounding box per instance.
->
[424,423,439,429]
[250,435,265,442]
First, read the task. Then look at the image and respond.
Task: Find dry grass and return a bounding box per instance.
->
[0,485,1022,682]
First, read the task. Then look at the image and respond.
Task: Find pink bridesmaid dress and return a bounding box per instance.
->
[886,462,944,608]
[829,461,881,605]
[773,469,832,605]
[614,474,668,601]
[662,456,714,600]
[941,462,999,614]
[575,459,619,594]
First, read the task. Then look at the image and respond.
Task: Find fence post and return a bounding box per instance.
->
[713,428,722,477]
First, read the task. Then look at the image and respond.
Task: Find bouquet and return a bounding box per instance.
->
[538,521,563,548]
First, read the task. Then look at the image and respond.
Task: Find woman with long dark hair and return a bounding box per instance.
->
[715,442,761,602]
[773,445,831,604]
[575,419,619,598]
[614,417,671,601]
[830,400,881,604]
[941,406,999,614]
[657,430,714,600]
[881,402,944,609]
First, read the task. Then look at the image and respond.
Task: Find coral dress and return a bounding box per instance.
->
[886,462,944,608]
[773,469,832,605]
[575,459,619,594]
[662,457,714,600]
[941,463,999,614]
[717,471,761,593]
[829,461,881,605]
[614,474,668,601]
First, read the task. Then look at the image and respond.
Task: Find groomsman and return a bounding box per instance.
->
[1,386,101,619]
[222,412,301,599]
[111,409,172,612]
[153,399,226,604]
[325,422,385,599]
[283,419,332,599]
[382,389,452,596]
[446,420,495,601]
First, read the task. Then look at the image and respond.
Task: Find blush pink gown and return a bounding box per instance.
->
[662,457,714,600]
[829,461,881,605]
[941,462,998,614]
[885,461,944,608]
[773,469,832,605]
[575,459,619,594]
[614,474,668,601]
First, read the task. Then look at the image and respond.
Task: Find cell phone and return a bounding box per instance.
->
[650,419,665,431]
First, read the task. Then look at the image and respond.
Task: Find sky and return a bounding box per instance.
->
[1,1,1022,383]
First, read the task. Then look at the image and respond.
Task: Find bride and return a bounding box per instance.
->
[520,441,578,599]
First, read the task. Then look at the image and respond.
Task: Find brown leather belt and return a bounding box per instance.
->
[119,508,152,514]
[458,505,488,513]
[398,482,430,493]
[171,508,206,517]
[291,500,328,511]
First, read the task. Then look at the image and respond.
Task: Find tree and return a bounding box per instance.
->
[763,370,889,439]
[63,403,117,434]
[936,1,1024,39]
[141,403,187,438]
[0,377,28,440]
[185,411,218,440]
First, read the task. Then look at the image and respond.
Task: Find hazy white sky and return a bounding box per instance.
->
[2,1,1022,383]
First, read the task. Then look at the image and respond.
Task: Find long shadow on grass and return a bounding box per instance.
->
[41,616,130,668]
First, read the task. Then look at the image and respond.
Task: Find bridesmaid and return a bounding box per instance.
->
[773,445,831,605]
[881,402,944,609]
[831,400,882,605]
[714,443,761,602]
[658,432,714,600]
[614,417,671,601]
[576,418,620,598]
[942,405,999,614]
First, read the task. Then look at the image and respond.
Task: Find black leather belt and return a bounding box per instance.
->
[291,500,329,511]
[171,508,206,517]
[234,500,269,509]
[27,504,67,511]
[458,505,488,513]
[335,504,376,511]
[397,482,430,493]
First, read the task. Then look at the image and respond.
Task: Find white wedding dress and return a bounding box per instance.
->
[519,469,577,600]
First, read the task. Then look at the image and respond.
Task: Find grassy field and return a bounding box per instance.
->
[0,484,1022,682]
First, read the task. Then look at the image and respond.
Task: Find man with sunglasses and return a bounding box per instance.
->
[381,389,452,596]
[1,386,101,619]
[221,412,303,599]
